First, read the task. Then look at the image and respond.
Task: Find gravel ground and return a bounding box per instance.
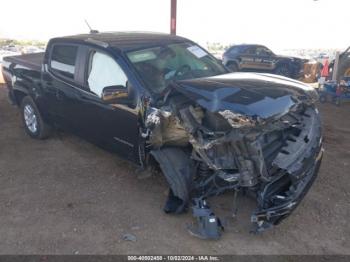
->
[0,84,349,254]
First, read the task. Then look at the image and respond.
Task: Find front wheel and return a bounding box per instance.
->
[227,62,238,72]
[20,96,51,139]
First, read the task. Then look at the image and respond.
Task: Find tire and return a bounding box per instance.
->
[20,96,51,139]
[227,62,238,72]
[336,59,350,80]
[275,64,291,77]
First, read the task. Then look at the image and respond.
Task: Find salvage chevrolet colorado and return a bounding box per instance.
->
[2,32,323,239]
[222,44,306,79]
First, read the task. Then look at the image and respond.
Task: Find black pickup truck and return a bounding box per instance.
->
[2,32,323,239]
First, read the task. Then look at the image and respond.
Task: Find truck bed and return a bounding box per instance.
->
[3,52,44,71]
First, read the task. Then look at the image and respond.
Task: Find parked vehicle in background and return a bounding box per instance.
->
[2,45,20,53]
[2,32,323,239]
[22,46,45,54]
[222,44,306,79]
[314,52,330,63]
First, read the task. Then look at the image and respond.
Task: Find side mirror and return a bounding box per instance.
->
[101,85,130,104]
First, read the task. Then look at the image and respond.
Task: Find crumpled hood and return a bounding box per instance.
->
[174,72,316,119]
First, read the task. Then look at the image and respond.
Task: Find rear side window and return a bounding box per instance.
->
[50,45,78,79]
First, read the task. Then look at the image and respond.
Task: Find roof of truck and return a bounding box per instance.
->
[51,32,189,52]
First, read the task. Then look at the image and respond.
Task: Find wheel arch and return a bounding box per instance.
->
[225,60,240,72]
[226,60,239,68]
[13,89,29,106]
[150,147,195,203]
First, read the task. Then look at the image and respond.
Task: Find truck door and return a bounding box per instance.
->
[42,43,83,131]
[43,43,140,162]
[71,48,140,162]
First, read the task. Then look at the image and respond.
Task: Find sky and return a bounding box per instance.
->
[0,0,349,50]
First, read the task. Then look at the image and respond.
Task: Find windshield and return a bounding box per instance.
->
[126,42,227,94]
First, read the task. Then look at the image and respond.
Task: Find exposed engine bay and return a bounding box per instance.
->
[142,73,323,239]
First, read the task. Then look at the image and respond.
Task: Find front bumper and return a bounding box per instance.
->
[251,146,323,232]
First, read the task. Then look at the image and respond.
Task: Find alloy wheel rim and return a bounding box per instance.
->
[24,104,38,133]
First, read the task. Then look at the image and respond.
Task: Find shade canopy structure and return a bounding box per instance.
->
[170,0,177,35]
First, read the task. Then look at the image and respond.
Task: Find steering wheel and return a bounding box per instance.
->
[174,64,191,78]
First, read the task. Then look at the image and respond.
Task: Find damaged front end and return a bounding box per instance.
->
[144,73,323,238]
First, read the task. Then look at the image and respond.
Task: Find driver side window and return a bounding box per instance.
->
[87,51,128,97]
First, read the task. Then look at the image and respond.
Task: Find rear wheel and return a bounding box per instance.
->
[227,62,238,72]
[20,96,51,139]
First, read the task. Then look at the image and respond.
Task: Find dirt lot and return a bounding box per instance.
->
[0,84,349,254]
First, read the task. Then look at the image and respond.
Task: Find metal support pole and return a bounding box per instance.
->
[332,51,340,81]
[170,0,177,35]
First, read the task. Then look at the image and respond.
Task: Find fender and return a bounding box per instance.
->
[150,147,194,203]
[275,58,292,68]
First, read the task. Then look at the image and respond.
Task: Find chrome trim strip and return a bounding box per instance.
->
[113,136,134,148]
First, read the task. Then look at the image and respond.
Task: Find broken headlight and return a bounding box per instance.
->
[218,110,257,129]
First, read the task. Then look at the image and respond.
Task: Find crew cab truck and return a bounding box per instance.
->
[2,32,323,239]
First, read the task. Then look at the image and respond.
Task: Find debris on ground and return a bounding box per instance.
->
[122,233,137,242]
